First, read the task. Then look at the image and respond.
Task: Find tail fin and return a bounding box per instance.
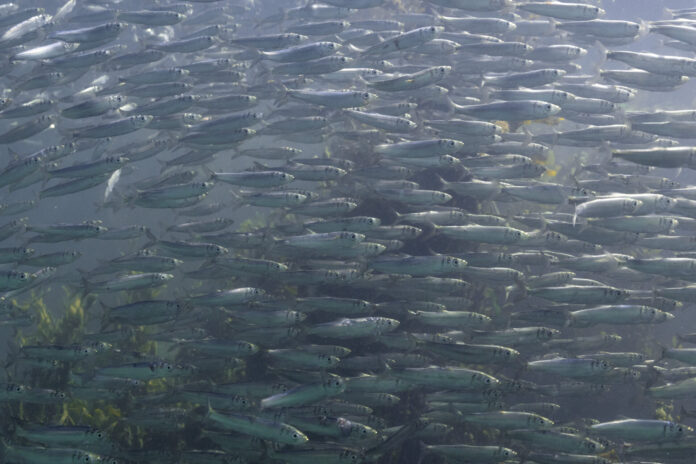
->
[272,84,291,107]
[99,300,113,331]
[416,441,428,464]
[0,438,9,461]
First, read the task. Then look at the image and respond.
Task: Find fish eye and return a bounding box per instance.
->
[430,26,436,32]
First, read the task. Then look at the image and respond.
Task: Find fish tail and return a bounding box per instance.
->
[98,300,112,331]
[79,274,92,300]
[272,84,290,107]
[416,441,428,464]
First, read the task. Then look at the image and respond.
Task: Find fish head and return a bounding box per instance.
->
[435,65,452,78]
[534,101,560,118]
[542,327,560,340]
[425,25,444,38]
[500,347,519,362]
[357,91,377,104]
[379,317,400,332]
[674,422,693,435]
[323,41,341,52]
[656,195,676,211]
[19,246,33,257]
[337,55,353,66]
[624,21,641,36]
[657,310,675,322]
[497,448,517,460]
[182,113,203,124]
[287,33,308,44]
[241,127,256,137]
[546,68,566,79]
[285,426,309,444]
[107,94,126,108]
[287,192,308,205]
[573,46,588,57]
[107,22,126,34]
[324,375,345,391]
[433,190,452,204]
[52,390,69,401]
[130,114,153,128]
[624,198,643,213]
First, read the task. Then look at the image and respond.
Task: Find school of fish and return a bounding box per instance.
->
[3,0,696,462]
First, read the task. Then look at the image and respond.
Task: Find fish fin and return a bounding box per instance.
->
[205,398,213,419]
[255,61,271,79]
[201,166,215,182]
[507,278,528,303]
[272,84,290,107]
[228,190,244,211]
[416,441,428,464]
[99,301,113,331]
[0,438,8,461]
[6,146,19,162]
[643,364,662,388]
[252,161,270,171]
[142,232,157,250]
[657,343,667,361]
[433,173,450,191]
[508,120,524,133]
[346,43,366,54]
[79,274,92,300]
[416,221,438,242]
[595,40,608,71]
